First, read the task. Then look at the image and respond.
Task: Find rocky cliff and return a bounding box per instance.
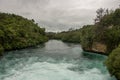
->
[83,42,108,55]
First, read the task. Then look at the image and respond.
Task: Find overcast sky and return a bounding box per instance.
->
[0,0,120,32]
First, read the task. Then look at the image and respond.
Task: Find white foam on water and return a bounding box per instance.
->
[0,40,116,80]
[3,61,112,80]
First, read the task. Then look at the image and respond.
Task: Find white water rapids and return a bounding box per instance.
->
[0,40,116,80]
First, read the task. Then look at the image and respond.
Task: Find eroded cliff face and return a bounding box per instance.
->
[92,42,107,53]
[83,42,108,55]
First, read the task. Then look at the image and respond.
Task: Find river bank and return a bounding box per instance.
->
[0,13,48,55]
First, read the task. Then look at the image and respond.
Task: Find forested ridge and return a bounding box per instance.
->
[0,13,48,54]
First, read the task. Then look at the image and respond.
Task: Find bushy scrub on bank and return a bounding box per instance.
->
[105,45,120,80]
[0,13,48,55]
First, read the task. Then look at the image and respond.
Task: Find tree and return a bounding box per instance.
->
[95,8,105,23]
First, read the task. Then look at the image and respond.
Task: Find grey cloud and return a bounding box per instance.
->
[0,0,119,32]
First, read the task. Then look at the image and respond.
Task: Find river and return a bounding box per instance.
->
[0,40,116,80]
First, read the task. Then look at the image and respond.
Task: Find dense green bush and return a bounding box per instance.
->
[105,45,120,80]
[80,25,95,49]
[101,26,120,53]
[0,13,48,54]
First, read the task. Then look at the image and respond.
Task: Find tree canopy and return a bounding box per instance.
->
[0,13,48,54]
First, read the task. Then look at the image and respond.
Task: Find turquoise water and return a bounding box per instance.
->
[0,40,116,80]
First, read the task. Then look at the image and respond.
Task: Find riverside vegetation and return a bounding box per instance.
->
[0,13,48,55]
[47,8,120,80]
[46,29,81,43]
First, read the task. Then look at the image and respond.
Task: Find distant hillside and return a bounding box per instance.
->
[0,13,48,54]
[46,28,81,43]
